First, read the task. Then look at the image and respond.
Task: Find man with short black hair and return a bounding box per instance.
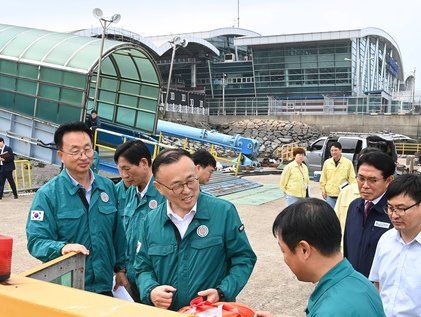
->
[369,174,421,316]
[344,150,395,277]
[134,148,256,311]
[0,137,18,199]
[26,122,127,295]
[320,141,356,208]
[192,149,216,185]
[256,199,385,317]
[113,139,165,301]
[86,110,101,130]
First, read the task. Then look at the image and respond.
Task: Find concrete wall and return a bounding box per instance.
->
[164,112,421,140]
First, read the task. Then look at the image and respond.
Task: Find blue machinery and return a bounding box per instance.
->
[156,120,260,165]
[94,119,261,175]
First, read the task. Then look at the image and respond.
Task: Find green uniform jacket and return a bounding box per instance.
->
[26,170,127,294]
[123,177,165,288]
[306,258,385,316]
[91,151,100,174]
[115,179,129,216]
[134,192,257,311]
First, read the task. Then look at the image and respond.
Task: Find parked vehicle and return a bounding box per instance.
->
[306,133,398,173]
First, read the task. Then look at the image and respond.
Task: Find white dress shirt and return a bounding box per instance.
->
[369,228,421,317]
[67,169,95,203]
[0,144,5,166]
[166,201,197,239]
[365,193,384,206]
[136,176,152,199]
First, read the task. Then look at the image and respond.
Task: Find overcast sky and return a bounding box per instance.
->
[2,0,420,90]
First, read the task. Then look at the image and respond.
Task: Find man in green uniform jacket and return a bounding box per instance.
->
[115,179,130,216]
[134,148,256,311]
[114,140,165,301]
[26,122,128,295]
[255,198,385,317]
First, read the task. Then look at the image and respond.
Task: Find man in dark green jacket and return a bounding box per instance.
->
[26,122,127,295]
[114,140,165,301]
[255,198,385,317]
[134,148,256,311]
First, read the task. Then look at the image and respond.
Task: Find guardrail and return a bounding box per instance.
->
[5,159,32,193]
[20,252,85,289]
[206,96,415,116]
[395,143,421,155]
[276,143,300,163]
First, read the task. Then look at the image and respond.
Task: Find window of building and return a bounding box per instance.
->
[170,92,175,100]
[181,94,186,101]
[190,99,194,106]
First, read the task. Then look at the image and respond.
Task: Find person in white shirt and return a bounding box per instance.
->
[369,174,421,317]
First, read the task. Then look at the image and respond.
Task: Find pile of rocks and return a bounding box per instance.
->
[163,118,321,161]
[217,119,321,159]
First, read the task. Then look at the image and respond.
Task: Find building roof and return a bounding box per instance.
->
[146,27,261,56]
[72,27,160,57]
[234,27,403,78]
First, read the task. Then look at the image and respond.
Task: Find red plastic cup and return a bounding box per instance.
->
[0,235,13,282]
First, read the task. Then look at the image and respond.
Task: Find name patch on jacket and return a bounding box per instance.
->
[31,210,44,221]
[374,221,390,229]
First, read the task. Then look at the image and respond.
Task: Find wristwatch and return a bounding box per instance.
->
[216,287,225,301]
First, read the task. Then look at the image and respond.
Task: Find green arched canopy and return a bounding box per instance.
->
[0,23,161,133]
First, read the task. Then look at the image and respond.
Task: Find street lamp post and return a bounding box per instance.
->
[221,73,227,115]
[92,8,121,111]
[163,36,188,118]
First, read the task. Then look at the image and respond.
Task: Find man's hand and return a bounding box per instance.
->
[322,191,327,199]
[61,243,89,255]
[198,288,219,303]
[254,311,273,317]
[0,157,4,161]
[114,271,129,291]
[150,285,177,309]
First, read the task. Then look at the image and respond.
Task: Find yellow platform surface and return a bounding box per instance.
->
[0,275,182,317]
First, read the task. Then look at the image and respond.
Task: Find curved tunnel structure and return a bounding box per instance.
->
[0,23,161,163]
[0,23,161,133]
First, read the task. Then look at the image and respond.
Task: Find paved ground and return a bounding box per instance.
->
[0,174,324,316]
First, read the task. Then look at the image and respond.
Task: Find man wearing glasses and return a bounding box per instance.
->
[133,148,256,311]
[26,122,127,296]
[343,150,395,277]
[369,174,421,316]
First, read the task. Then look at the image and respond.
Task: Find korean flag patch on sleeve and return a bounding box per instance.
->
[31,210,44,221]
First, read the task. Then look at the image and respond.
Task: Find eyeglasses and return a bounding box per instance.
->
[384,201,420,216]
[156,176,198,195]
[356,175,384,185]
[60,148,94,159]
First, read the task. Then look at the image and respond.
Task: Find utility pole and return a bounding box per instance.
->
[237,0,240,28]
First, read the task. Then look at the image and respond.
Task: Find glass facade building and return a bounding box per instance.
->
[77,26,408,114]
[150,27,404,102]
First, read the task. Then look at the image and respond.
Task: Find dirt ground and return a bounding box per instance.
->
[0,174,323,317]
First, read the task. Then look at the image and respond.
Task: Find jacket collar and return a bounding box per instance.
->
[357,194,387,212]
[59,168,104,196]
[307,259,354,312]
[160,192,210,226]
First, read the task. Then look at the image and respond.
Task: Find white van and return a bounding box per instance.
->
[306,133,398,173]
